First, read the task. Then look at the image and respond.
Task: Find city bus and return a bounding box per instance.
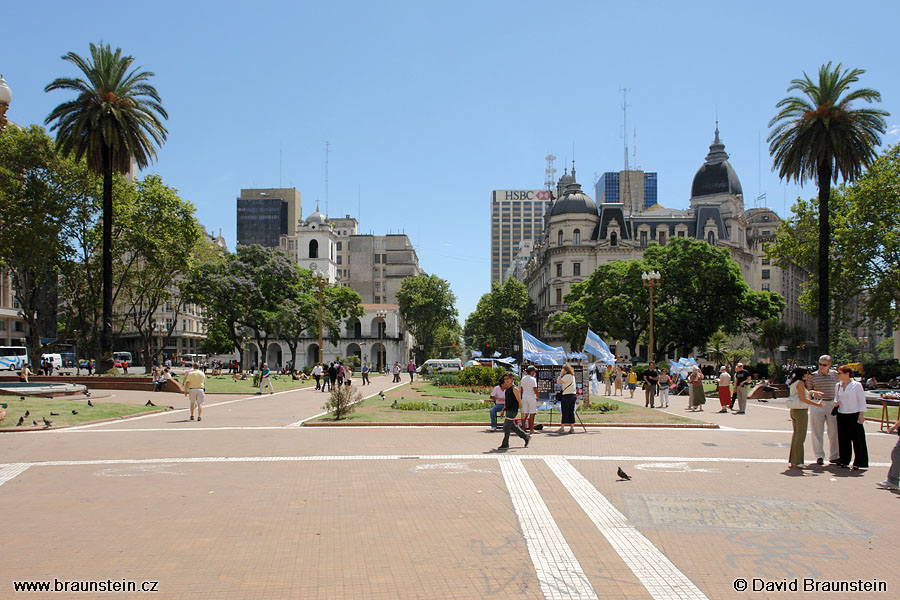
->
[0,346,29,371]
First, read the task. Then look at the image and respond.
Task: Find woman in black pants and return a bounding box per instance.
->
[556,363,577,434]
[834,364,869,470]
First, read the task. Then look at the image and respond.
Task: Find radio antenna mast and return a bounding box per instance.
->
[544,154,557,190]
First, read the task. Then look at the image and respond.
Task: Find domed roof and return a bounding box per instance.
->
[549,186,597,217]
[306,208,327,225]
[691,126,742,198]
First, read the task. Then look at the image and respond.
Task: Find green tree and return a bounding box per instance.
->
[200,314,236,357]
[396,274,458,363]
[768,62,888,355]
[0,125,95,364]
[465,278,534,358]
[754,318,789,367]
[705,330,729,367]
[45,42,169,370]
[117,175,203,368]
[432,322,463,358]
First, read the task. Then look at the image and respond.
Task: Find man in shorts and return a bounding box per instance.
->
[184,362,207,422]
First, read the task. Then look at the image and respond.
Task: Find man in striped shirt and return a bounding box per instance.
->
[806,354,840,465]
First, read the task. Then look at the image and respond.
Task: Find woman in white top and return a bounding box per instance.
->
[520,366,539,435]
[834,364,869,469]
[556,363,577,433]
[785,367,824,469]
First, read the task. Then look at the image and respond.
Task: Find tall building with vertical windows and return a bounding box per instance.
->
[236,188,302,248]
[490,189,553,284]
[595,170,658,211]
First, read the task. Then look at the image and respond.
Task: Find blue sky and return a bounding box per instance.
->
[6,1,900,321]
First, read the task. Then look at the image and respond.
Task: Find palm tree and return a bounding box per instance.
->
[768,62,888,356]
[705,330,728,368]
[754,318,788,366]
[44,43,168,370]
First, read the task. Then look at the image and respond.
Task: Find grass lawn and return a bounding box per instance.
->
[201,375,315,394]
[0,396,167,429]
[865,404,900,422]
[311,382,705,425]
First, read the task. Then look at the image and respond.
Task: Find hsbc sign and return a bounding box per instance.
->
[497,190,552,202]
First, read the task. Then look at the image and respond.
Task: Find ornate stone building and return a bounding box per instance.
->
[519,127,808,353]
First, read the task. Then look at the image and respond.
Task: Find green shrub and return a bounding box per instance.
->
[456,365,507,387]
[584,401,619,413]
[632,365,648,378]
[391,400,486,412]
[302,365,313,376]
[432,373,459,386]
[324,386,360,420]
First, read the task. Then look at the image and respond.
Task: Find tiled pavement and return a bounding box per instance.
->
[2,377,898,599]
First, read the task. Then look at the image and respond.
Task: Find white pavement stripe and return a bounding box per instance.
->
[64,388,306,430]
[0,463,30,487]
[0,455,890,469]
[546,457,708,600]
[499,456,598,600]
[286,381,409,427]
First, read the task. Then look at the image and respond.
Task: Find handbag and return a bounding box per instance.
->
[831,405,839,417]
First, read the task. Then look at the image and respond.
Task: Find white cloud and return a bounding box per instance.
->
[888,124,900,137]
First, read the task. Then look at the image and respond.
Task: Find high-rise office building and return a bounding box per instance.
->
[236,188,302,248]
[595,170,658,211]
[490,189,553,284]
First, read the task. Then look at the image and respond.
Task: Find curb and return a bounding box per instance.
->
[302,421,719,429]
[0,406,174,433]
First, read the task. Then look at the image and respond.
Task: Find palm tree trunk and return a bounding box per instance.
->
[100,144,114,372]
[817,162,832,356]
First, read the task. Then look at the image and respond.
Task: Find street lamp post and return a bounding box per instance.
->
[642,270,661,363]
[314,270,327,365]
[0,75,11,136]
[376,310,387,373]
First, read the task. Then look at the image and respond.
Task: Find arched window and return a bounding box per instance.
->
[707,231,715,245]
[557,230,563,246]
[610,232,618,247]
[573,229,581,244]
[309,239,318,259]
[353,320,361,338]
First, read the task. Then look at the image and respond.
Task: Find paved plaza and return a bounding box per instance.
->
[2,376,898,599]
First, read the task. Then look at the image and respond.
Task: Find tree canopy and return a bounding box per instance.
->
[464,278,534,358]
[396,274,458,363]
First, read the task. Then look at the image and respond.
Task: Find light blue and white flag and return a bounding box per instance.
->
[521,329,567,365]
[470,350,483,358]
[583,329,616,364]
[492,351,501,358]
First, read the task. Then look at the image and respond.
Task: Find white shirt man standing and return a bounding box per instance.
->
[806,354,840,465]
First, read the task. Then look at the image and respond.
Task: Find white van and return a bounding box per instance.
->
[421,358,463,373]
[41,353,63,371]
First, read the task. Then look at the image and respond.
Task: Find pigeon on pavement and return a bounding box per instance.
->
[50,412,59,416]
[145,400,156,407]
[24,410,29,417]
[617,467,632,481]
[17,416,24,426]
[71,410,78,415]
[87,400,94,407]
[32,420,38,427]
[43,417,52,428]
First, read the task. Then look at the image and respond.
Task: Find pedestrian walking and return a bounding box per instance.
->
[876,415,900,490]
[184,362,207,422]
[498,373,530,449]
[86,359,93,376]
[688,367,705,411]
[258,362,274,395]
[392,361,401,383]
[806,355,840,465]
[626,367,637,398]
[336,362,344,387]
[658,368,670,408]
[407,359,416,383]
[644,361,659,408]
[732,362,751,414]
[312,363,323,390]
[327,362,337,392]
[520,365,539,434]
[122,360,128,375]
[717,366,732,413]
[834,364,869,470]
[556,363,577,434]
[786,367,824,469]
[613,366,623,396]
[603,365,612,396]
[361,363,370,385]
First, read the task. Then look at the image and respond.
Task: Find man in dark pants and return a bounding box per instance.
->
[499,373,530,449]
[643,362,659,408]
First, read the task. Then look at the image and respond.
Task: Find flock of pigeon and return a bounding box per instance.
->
[10,394,94,429]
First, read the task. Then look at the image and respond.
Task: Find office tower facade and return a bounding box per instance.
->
[595,170,658,211]
[236,188,302,248]
[490,189,553,284]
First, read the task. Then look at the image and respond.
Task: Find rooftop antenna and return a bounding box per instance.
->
[621,87,631,171]
[544,154,557,190]
[324,141,331,217]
